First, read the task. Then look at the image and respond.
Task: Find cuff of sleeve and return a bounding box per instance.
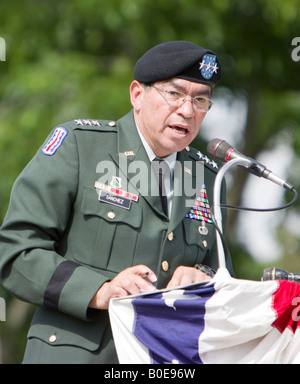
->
[57,265,110,321]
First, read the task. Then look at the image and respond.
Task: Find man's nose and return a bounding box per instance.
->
[176,97,194,118]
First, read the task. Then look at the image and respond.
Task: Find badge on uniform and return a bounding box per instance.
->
[42,127,68,156]
[94,179,139,210]
[98,190,132,210]
[110,176,122,189]
[186,184,213,225]
[199,54,218,80]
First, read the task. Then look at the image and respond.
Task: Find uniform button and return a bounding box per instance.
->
[107,211,116,220]
[49,334,57,343]
[162,261,169,272]
[108,121,116,127]
[167,232,174,241]
[202,240,208,248]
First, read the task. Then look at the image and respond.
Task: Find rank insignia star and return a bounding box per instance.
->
[197,151,204,160]
[197,151,218,169]
[202,155,210,164]
[210,160,218,169]
[212,63,219,74]
[75,119,102,127]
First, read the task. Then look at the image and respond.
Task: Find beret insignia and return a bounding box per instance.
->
[200,54,219,80]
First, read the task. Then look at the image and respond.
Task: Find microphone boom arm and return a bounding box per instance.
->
[213,157,252,269]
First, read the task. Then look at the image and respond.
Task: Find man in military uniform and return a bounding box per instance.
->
[0,41,234,364]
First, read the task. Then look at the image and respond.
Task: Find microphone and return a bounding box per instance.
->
[207,139,295,191]
[262,268,300,284]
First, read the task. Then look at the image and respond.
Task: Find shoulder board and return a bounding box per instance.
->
[188,147,219,173]
[72,119,118,131]
[41,119,117,156]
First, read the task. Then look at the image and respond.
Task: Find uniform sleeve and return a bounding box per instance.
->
[0,124,105,321]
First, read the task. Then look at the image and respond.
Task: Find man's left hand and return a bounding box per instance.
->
[166,266,212,289]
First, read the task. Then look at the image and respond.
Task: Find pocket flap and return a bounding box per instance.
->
[27,308,107,352]
[183,218,214,250]
[81,187,142,229]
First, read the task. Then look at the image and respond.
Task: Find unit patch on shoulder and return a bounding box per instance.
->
[42,127,68,156]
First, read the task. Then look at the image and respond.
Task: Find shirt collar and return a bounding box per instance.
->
[136,125,177,170]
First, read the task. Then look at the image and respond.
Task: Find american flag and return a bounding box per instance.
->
[109,269,300,364]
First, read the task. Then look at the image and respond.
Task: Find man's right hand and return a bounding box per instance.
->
[89,265,157,310]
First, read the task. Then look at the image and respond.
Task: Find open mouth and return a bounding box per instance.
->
[169,125,189,135]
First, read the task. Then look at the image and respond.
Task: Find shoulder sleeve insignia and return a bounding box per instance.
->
[42,127,68,156]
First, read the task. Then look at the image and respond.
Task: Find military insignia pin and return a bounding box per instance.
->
[110,176,122,189]
[199,54,218,80]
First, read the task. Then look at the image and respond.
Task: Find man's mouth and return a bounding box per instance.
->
[169,125,189,135]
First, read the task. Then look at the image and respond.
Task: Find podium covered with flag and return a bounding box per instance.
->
[109,268,300,364]
[109,148,299,364]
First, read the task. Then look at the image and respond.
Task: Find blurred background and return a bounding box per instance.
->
[0,0,300,363]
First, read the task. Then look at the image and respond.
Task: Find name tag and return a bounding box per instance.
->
[99,190,132,210]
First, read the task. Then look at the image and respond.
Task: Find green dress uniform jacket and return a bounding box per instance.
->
[0,110,234,364]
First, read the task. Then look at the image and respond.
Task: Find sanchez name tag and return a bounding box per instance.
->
[99,190,132,210]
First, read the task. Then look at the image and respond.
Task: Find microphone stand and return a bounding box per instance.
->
[213,158,252,269]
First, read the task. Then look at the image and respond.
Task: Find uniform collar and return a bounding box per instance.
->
[135,124,177,172]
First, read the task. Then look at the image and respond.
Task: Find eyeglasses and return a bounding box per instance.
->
[152,85,213,113]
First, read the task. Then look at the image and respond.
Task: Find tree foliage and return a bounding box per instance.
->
[0,0,300,363]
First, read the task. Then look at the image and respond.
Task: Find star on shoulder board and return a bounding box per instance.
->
[197,150,218,169]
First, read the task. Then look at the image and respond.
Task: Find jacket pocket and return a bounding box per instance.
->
[79,187,142,272]
[183,218,215,263]
[27,308,108,352]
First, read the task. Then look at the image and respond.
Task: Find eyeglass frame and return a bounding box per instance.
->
[151,84,214,113]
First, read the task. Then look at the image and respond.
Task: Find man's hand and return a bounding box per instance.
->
[89,265,157,310]
[166,266,212,289]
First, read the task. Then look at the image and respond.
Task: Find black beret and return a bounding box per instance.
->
[134,41,222,87]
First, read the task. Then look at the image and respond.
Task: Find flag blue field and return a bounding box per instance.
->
[109,268,300,364]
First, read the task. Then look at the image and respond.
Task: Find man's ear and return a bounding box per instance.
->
[130,80,144,111]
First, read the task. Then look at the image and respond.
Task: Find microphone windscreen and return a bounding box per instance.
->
[207,139,233,162]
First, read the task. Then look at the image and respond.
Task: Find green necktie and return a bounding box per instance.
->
[152,158,169,217]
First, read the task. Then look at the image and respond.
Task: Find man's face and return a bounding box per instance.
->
[131,78,212,158]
